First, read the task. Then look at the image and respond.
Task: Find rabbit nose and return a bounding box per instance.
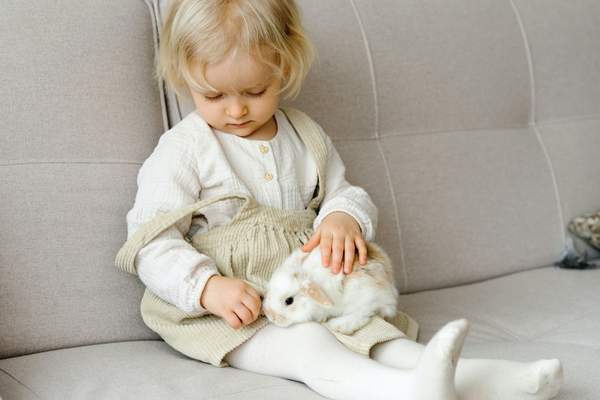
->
[264,307,285,325]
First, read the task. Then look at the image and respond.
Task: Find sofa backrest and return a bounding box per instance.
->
[1,0,599,359]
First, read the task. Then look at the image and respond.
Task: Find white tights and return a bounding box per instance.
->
[224,320,563,400]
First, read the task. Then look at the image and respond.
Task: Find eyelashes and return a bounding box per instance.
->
[204,94,223,102]
[203,89,267,102]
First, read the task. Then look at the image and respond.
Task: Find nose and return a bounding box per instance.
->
[226,98,248,120]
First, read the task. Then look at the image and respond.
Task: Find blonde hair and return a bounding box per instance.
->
[157,0,315,100]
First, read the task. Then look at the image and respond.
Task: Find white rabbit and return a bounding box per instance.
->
[263,242,400,334]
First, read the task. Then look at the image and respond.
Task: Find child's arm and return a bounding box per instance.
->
[126,130,220,315]
[303,126,378,274]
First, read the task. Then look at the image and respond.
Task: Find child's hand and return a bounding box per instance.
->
[200,275,262,330]
[302,211,368,275]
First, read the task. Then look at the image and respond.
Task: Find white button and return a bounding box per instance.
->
[264,172,273,181]
[259,144,269,154]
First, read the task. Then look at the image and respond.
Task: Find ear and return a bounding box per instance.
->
[300,279,333,307]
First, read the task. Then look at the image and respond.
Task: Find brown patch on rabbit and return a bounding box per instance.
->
[369,266,390,288]
[300,280,333,306]
[342,267,367,290]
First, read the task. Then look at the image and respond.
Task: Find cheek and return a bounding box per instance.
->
[195,104,223,127]
[253,90,280,114]
[190,92,219,118]
[252,100,276,118]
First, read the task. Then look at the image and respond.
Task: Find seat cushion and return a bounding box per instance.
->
[0,341,325,400]
[459,342,598,400]
[400,266,600,347]
[1,266,598,399]
[0,340,596,400]
[398,267,600,398]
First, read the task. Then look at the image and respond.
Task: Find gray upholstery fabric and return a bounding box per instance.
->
[0,0,164,360]
[1,0,599,398]
[1,266,599,399]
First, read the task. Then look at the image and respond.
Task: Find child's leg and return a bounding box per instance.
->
[371,337,563,400]
[224,319,469,400]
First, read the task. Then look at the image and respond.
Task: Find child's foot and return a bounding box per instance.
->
[410,319,470,400]
[521,359,563,399]
[456,358,563,400]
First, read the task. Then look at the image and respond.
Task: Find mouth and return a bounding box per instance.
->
[263,306,273,320]
[227,121,252,128]
[264,308,288,326]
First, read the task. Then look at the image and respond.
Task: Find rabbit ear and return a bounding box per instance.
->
[300,279,333,307]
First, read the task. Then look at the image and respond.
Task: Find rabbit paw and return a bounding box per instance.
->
[325,314,371,334]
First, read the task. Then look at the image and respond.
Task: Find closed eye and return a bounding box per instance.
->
[203,88,266,101]
[204,93,223,102]
[246,89,267,97]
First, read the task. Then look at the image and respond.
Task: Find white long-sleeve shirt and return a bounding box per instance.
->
[126,109,378,315]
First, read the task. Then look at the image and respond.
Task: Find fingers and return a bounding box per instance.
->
[356,237,368,265]
[233,301,255,328]
[302,230,321,252]
[224,311,243,330]
[307,223,369,274]
[234,303,253,326]
[324,235,365,274]
[246,288,263,305]
[343,237,355,274]
[227,290,262,330]
[320,233,333,267]
[242,290,262,321]
[330,236,344,273]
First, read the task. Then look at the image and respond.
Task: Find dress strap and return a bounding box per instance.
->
[115,192,252,275]
[279,107,328,211]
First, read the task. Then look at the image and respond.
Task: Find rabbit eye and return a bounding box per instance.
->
[285,297,294,306]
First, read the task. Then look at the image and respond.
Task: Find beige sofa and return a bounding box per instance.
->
[2,1,599,399]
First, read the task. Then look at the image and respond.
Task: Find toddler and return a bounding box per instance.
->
[116,1,563,399]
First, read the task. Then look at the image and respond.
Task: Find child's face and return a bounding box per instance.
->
[189,50,281,139]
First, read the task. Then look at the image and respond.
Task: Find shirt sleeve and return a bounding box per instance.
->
[126,131,220,315]
[312,128,379,242]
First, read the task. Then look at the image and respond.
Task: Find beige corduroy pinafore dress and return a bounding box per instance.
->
[115,107,419,368]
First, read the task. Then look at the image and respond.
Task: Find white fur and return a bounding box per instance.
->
[263,244,400,334]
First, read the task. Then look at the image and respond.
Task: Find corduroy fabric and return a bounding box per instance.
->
[115,107,418,367]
